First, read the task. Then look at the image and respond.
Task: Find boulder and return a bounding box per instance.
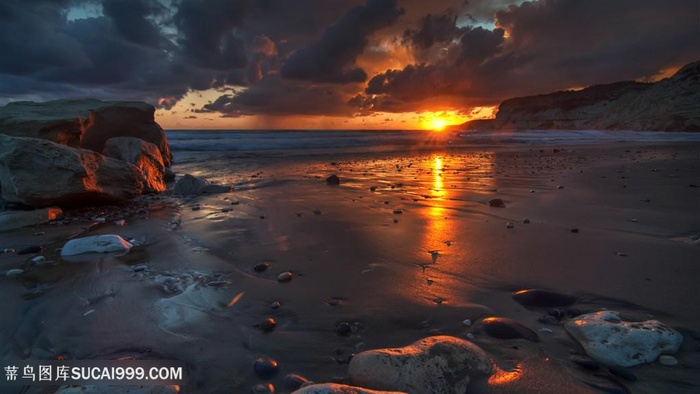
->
[0,99,172,165]
[103,137,166,193]
[564,310,683,367]
[172,174,232,195]
[0,207,62,231]
[0,135,143,207]
[293,384,405,394]
[60,235,133,257]
[348,335,493,393]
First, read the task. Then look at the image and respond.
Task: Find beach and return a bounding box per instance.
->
[1,132,700,393]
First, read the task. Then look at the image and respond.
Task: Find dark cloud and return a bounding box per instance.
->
[280,0,405,84]
[353,0,700,113]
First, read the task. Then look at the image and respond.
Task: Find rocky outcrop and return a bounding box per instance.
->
[60,235,133,257]
[0,135,143,207]
[0,99,171,165]
[462,60,700,131]
[348,336,493,393]
[103,137,166,193]
[0,207,63,231]
[564,311,683,367]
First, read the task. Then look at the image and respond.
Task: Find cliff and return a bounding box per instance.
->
[461,60,700,131]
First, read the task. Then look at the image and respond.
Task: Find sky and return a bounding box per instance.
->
[0,0,698,130]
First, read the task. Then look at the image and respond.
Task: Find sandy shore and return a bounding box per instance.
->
[1,141,699,393]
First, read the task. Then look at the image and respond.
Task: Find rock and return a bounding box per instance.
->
[513,289,577,307]
[253,357,279,379]
[336,322,351,336]
[0,100,172,165]
[277,271,293,283]
[0,135,143,207]
[5,269,24,277]
[522,218,531,224]
[172,174,232,195]
[570,228,580,233]
[60,235,133,257]
[31,256,45,263]
[251,383,275,393]
[481,317,539,342]
[564,310,683,367]
[326,174,341,185]
[348,335,492,393]
[103,137,166,193]
[253,262,271,272]
[271,301,281,309]
[506,222,514,229]
[283,374,309,391]
[462,319,472,326]
[0,207,63,231]
[16,245,42,255]
[488,198,505,208]
[260,317,277,332]
[293,384,405,394]
[658,355,679,366]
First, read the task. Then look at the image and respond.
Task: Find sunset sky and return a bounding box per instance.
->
[1,0,697,130]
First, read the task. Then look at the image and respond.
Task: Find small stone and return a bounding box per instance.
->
[616,252,627,257]
[513,289,577,307]
[570,355,600,370]
[393,219,399,223]
[277,271,293,283]
[253,357,279,379]
[31,256,46,263]
[571,228,579,233]
[506,222,514,229]
[326,174,341,185]
[114,219,126,226]
[231,200,240,205]
[221,208,232,213]
[17,245,41,255]
[313,209,322,215]
[529,189,535,193]
[270,301,281,309]
[336,322,352,336]
[369,186,377,192]
[522,218,531,224]
[466,333,475,339]
[557,185,564,189]
[191,205,201,211]
[251,383,275,394]
[253,262,270,272]
[260,317,277,332]
[537,315,559,325]
[282,374,309,391]
[489,198,505,208]
[658,355,679,366]
[462,319,472,327]
[93,217,106,223]
[481,317,539,342]
[538,327,554,334]
[393,209,403,214]
[5,269,24,277]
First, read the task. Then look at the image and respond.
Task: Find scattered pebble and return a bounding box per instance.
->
[253,357,279,379]
[283,374,309,391]
[313,209,322,215]
[506,222,514,229]
[529,189,535,193]
[570,228,580,233]
[481,317,539,342]
[93,217,106,223]
[488,198,505,208]
[260,317,277,332]
[336,322,351,336]
[221,208,232,213]
[251,383,275,394]
[5,269,24,277]
[522,218,531,224]
[369,186,377,192]
[537,315,559,325]
[616,252,627,257]
[393,209,403,214]
[538,327,554,334]
[253,262,270,272]
[277,271,293,283]
[270,301,281,309]
[114,219,126,226]
[326,174,341,185]
[557,185,564,189]
[191,205,201,211]
[31,256,46,263]
[466,333,475,339]
[658,355,679,366]
[462,319,472,327]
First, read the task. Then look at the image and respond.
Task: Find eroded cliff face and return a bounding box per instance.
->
[464,60,700,131]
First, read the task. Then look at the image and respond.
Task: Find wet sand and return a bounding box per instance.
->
[1,141,700,393]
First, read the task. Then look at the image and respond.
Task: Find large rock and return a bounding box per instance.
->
[293,384,406,394]
[0,135,143,207]
[0,207,62,231]
[0,99,172,165]
[103,137,166,193]
[564,310,683,367]
[348,336,493,393]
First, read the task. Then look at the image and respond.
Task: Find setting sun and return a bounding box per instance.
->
[431,119,446,131]
[419,111,468,131]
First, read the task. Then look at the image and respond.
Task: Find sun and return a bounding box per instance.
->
[431,118,446,131]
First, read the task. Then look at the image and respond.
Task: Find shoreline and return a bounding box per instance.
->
[1,141,699,393]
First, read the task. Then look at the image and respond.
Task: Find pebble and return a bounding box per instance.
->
[191,205,201,211]
[31,256,46,263]
[260,317,277,332]
[282,374,309,391]
[570,355,600,370]
[393,209,403,214]
[93,217,106,223]
[537,315,559,325]
[253,262,270,272]
[570,228,580,233]
[488,198,505,208]
[538,327,554,334]
[251,383,275,394]
[481,317,539,342]
[221,208,232,213]
[277,271,293,283]
[513,289,577,307]
[658,355,679,366]
[336,322,352,336]
[522,218,531,224]
[5,269,24,277]
[114,219,126,226]
[326,174,341,185]
[506,222,514,229]
[370,186,377,192]
[270,301,281,309]
[462,319,472,326]
[1,248,15,253]
[17,245,41,255]
[313,209,322,215]
[529,189,535,193]
[253,357,279,379]
[557,185,564,189]
[466,333,475,339]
